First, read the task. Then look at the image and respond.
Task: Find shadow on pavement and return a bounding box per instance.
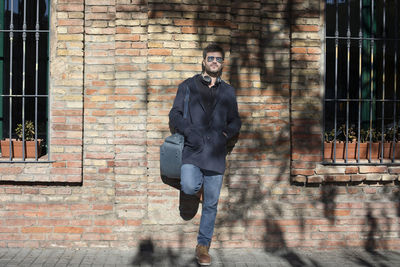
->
[345,250,400,267]
[131,239,198,266]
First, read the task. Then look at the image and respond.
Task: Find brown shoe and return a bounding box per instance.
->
[195,244,211,266]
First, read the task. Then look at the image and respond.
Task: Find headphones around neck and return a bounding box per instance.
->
[201,74,221,86]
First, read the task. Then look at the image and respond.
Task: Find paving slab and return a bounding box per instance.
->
[0,247,399,266]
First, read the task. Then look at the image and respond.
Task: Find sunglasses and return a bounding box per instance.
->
[207,56,224,63]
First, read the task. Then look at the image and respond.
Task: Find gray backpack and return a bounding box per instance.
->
[160,85,190,179]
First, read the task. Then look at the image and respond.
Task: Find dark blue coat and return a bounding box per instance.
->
[169,75,241,174]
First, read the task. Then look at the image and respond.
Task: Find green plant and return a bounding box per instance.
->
[385,126,400,142]
[342,124,357,142]
[15,120,35,141]
[325,125,357,142]
[360,128,383,143]
[325,125,390,143]
[324,128,335,142]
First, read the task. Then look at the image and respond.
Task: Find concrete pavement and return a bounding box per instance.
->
[0,247,400,266]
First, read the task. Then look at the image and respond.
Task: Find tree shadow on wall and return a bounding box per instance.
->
[149,0,313,257]
[320,184,337,224]
[149,0,398,260]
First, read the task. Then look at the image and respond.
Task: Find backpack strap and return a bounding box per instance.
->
[183,84,190,119]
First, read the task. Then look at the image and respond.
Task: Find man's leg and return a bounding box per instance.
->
[179,164,203,221]
[197,170,223,247]
[180,164,203,196]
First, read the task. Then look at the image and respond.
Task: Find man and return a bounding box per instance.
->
[169,43,241,266]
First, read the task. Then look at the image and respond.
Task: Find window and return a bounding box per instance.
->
[0,0,49,161]
[324,0,400,164]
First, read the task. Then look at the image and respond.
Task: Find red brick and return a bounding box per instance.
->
[389,167,400,174]
[148,49,171,56]
[325,175,350,182]
[182,27,197,34]
[291,47,306,53]
[278,220,300,226]
[359,166,388,173]
[23,188,40,194]
[116,5,140,12]
[0,167,23,175]
[6,204,38,210]
[70,220,92,226]
[58,19,83,26]
[351,175,366,182]
[94,220,124,226]
[291,169,314,176]
[292,25,320,32]
[93,205,113,210]
[364,188,378,194]
[307,47,321,54]
[291,54,320,61]
[126,220,141,227]
[5,188,22,194]
[57,4,83,12]
[333,210,351,216]
[86,227,112,234]
[174,19,206,26]
[21,227,52,233]
[307,176,323,183]
[21,211,47,218]
[0,227,19,233]
[116,27,132,34]
[54,227,84,234]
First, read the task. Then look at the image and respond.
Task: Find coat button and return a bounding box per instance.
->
[207,136,210,140]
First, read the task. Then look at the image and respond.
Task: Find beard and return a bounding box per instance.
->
[204,64,222,77]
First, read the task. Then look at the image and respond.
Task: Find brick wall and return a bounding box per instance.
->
[0,0,399,250]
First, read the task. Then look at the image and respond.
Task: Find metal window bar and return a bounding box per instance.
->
[369,0,375,163]
[393,0,399,162]
[324,0,400,165]
[380,0,386,164]
[333,0,339,163]
[0,0,50,162]
[8,0,14,161]
[35,0,39,161]
[345,0,351,163]
[358,0,363,162]
[22,0,27,160]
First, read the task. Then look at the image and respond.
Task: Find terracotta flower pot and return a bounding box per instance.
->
[345,143,358,159]
[323,142,333,159]
[356,143,368,159]
[324,142,381,160]
[324,142,345,160]
[381,142,400,159]
[367,143,380,159]
[1,139,42,158]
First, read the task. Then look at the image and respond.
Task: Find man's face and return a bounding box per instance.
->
[203,51,224,76]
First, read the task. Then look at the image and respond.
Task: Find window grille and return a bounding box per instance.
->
[324,0,400,165]
[0,0,49,162]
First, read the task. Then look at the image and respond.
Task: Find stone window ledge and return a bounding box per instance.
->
[292,164,400,184]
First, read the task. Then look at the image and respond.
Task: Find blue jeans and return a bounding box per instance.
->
[180,164,223,247]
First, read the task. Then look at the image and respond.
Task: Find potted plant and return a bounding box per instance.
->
[360,128,381,159]
[382,126,400,159]
[324,125,388,161]
[1,120,42,158]
[323,126,345,160]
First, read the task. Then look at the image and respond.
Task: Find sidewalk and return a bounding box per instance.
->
[1,247,400,266]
